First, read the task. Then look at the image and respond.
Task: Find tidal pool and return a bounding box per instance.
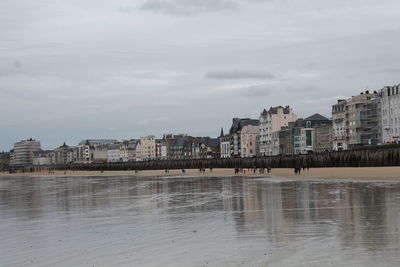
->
[1,175,400,266]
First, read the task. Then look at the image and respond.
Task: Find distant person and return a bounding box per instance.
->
[267,166,271,173]
[182,169,185,174]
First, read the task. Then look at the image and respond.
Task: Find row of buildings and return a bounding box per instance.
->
[9,135,220,166]
[7,84,400,166]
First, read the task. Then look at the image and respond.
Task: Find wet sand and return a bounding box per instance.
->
[1,174,400,266]
[2,167,400,180]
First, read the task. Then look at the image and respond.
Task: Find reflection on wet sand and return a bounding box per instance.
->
[1,175,400,266]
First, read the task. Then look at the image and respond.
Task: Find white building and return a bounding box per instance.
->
[380,84,400,143]
[107,144,121,163]
[332,99,348,151]
[259,106,297,156]
[10,138,41,166]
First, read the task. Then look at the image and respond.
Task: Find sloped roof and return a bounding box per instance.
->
[304,113,330,121]
[229,118,259,134]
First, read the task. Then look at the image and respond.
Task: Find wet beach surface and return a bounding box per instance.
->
[1,175,400,266]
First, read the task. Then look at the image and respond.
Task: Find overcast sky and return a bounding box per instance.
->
[1,0,400,151]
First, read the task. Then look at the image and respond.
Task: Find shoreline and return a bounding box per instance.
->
[1,167,400,181]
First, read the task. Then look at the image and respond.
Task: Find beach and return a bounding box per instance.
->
[2,166,400,180]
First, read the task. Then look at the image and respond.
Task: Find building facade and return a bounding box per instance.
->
[259,106,297,156]
[229,118,259,158]
[332,99,348,151]
[140,135,156,160]
[240,124,259,158]
[380,85,400,143]
[332,91,381,150]
[10,138,41,166]
[314,123,333,153]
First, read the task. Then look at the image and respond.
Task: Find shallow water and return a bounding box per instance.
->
[1,175,400,267]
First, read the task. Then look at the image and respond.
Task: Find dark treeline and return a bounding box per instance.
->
[22,145,400,172]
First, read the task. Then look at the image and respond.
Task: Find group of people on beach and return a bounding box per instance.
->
[234,166,272,175]
[294,166,310,175]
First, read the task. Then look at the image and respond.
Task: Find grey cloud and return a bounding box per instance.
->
[240,85,271,97]
[205,70,275,80]
[285,84,320,93]
[140,0,237,15]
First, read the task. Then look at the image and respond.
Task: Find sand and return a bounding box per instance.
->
[1,167,400,180]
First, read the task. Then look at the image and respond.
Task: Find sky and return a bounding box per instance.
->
[1,0,400,151]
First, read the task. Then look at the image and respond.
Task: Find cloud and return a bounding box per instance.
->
[140,0,237,15]
[285,84,320,93]
[205,70,275,80]
[241,85,271,97]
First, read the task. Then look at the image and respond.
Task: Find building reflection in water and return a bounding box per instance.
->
[1,175,400,257]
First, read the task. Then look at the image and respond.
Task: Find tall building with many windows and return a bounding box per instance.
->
[10,138,41,166]
[229,118,259,158]
[332,91,381,150]
[380,84,400,143]
[259,106,297,156]
[140,135,156,159]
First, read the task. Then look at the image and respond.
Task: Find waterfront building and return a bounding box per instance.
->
[140,135,156,160]
[76,140,95,163]
[240,124,259,158]
[135,140,142,161]
[107,144,121,162]
[170,136,192,159]
[259,106,297,156]
[300,114,331,154]
[155,139,167,159]
[53,142,72,164]
[220,132,231,159]
[119,141,130,162]
[332,91,381,150]
[332,99,348,151]
[380,84,400,143]
[162,133,187,159]
[191,137,220,159]
[32,150,52,165]
[0,152,10,170]
[229,118,259,158]
[314,123,333,153]
[279,125,295,156]
[93,144,108,163]
[10,138,41,166]
[76,139,119,164]
[279,114,330,155]
[119,140,138,162]
[347,92,379,148]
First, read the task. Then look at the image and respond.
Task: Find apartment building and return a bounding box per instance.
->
[380,84,400,143]
[259,106,297,156]
[10,138,41,166]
